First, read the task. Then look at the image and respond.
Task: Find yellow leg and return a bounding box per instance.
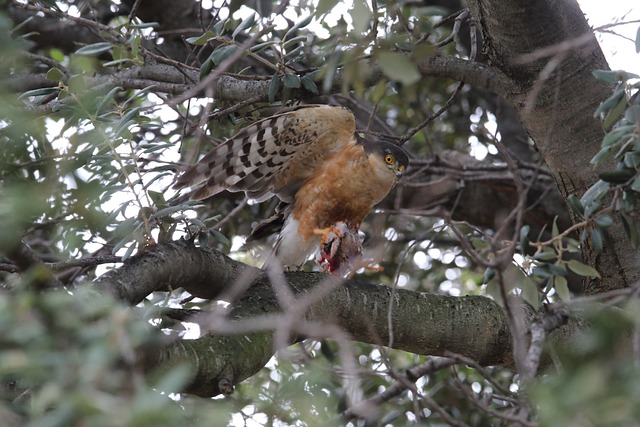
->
[313,223,345,246]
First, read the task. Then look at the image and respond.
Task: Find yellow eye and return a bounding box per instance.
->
[385,154,394,164]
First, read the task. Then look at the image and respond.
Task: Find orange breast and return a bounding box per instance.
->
[292,143,396,241]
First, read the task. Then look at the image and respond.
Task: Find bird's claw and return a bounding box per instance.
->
[313,224,345,246]
[315,222,364,275]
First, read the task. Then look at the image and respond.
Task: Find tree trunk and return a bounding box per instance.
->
[466,0,635,294]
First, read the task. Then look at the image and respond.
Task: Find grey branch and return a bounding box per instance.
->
[95,241,577,397]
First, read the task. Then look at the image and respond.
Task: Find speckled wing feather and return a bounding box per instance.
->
[174,104,357,202]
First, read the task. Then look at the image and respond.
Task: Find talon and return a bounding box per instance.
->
[313,223,345,246]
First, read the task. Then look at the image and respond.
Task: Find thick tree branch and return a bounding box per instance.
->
[7,2,104,53]
[6,54,515,110]
[96,241,577,397]
[94,240,252,303]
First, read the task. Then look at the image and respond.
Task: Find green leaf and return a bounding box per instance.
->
[46,67,64,81]
[533,251,557,261]
[130,35,141,58]
[232,14,256,39]
[624,152,640,169]
[625,105,640,123]
[117,106,141,126]
[75,42,113,56]
[548,263,567,276]
[185,31,215,45]
[551,217,559,238]
[95,86,121,115]
[147,190,165,206]
[103,58,135,67]
[590,146,612,166]
[532,266,552,279]
[594,88,624,117]
[283,36,308,48]
[250,40,276,53]
[301,75,319,94]
[621,211,638,249]
[592,69,624,84]
[188,218,206,228]
[602,94,627,129]
[599,169,635,184]
[594,214,614,228]
[284,15,314,39]
[268,73,280,102]
[198,233,209,247]
[580,180,610,212]
[210,229,230,246]
[124,85,156,105]
[566,238,581,253]
[352,0,372,34]
[376,51,421,86]
[567,259,601,278]
[554,275,570,300]
[149,206,185,220]
[590,228,604,253]
[483,267,495,284]
[18,87,60,100]
[284,44,305,60]
[322,53,340,93]
[199,59,214,79]
[519,224,530,255]
[631,177,640,193]
[316,0,339,16]
[282,74,301,88]
[49,48,65,62]
[153,364,194,393]
[128,21,159,29]
[213,19,228,36]
[122,241,137,260]
[470,237,489,250]
[112,234,132,256]
[602,125,636,146]
[520,275,540,309]
[210,45,238,65]
[567,194,585,216]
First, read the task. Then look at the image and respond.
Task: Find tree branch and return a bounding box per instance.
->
[96,241,578,397]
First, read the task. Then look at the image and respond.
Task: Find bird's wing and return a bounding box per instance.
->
[174,104,356,202]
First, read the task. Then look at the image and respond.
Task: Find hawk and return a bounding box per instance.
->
[174,104,409,271]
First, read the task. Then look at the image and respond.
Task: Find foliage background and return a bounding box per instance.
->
[0,0,639,426]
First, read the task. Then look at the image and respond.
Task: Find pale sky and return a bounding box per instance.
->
[579,0,639,70]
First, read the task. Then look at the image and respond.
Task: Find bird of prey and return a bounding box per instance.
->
[174,104,408,272]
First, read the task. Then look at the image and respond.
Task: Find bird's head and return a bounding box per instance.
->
[357,134,409,181]
[380,144,409,179]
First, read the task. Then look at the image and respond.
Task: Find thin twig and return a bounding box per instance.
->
[435,10,469,48]
[168,0,291,106]
[398,82,465,145]
[344,358,457,419]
